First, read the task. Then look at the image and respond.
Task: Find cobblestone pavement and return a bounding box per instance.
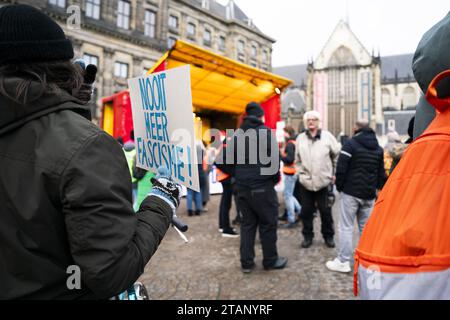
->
[139,192,358,300]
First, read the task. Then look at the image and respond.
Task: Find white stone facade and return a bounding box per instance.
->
[275,20,420,137]
[2,0,274,120]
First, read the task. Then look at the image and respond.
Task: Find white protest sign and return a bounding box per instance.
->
[128,65,200,192]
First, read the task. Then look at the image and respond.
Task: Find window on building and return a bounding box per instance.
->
[237,40,245,54]
[114,62,129,78]
[203,28,211,46]
[402,86,416,109]
[168,15,179,29]
[328,69,338,104]
[382,88,392,108]
[83,54,99,67]
[218,36,226,51]
[201,0,210,10]
[251,45,257,59]
[262,49,268,64]
[168,37,177,48]
[328,46,357,67]
[237,40,245,61]
[145,10,156,38]
[49,0,66,8]
[344,68,357,103]
[117,0,131,30]
[86,0,101,19]
[187,22,196,38]
[328,68,357,104]
[388,119,396,132]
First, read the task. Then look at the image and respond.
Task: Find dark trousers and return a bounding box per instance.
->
[232,185,243,221]
[298,184,334,240]
[237,183,279,269]
[219,180,233,233]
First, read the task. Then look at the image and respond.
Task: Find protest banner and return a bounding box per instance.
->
[128,65,200,192]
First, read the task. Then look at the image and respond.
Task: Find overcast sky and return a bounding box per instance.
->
[218,0,450,67]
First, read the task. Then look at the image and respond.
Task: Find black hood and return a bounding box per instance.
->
[240,115,264,131]
[0,78,90,136]
[413,11,450,97]
[353,127,379,150]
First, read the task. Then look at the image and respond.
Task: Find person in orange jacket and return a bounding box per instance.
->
[354,11,450,300]
[280,125,301,228]
[215,133,239,238]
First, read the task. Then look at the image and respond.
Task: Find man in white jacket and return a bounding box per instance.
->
[295,111,340,248]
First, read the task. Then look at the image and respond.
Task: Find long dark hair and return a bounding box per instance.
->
[0,60,83,105]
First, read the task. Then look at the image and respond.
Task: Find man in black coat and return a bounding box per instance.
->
[326,119,386,273]
[224,102,287,273]
[0,5,179,299]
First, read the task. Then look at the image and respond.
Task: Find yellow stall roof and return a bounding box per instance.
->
[148,40,292,114]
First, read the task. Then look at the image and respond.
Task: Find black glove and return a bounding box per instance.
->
[73,59,97,104]
[148,166,182,213]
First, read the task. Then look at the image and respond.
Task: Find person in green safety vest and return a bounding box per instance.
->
[123,131,138,205]
[132,159,155,211]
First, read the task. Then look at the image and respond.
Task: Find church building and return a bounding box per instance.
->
[274,20,419,138]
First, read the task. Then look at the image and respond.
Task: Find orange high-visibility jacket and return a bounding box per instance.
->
[282,139,297,175]
[215,139,231,183]
[354,70,450,300]
[216,168,230,182]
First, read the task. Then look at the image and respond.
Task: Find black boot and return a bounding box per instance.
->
[188,210,194,217]
[264,257,288,270]
[278,209,288,221]
[324,238,335,248]
[301,238,313,248]
[195,209,201,216]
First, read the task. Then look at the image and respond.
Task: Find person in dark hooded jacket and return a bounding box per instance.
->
[325,119,386,273]
[411,12,450,141]
[0,4,179,300]
[412,11,450,101]
[227,102,287,273]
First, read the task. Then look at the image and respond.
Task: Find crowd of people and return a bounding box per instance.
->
[112,92,436,299]
[118,101,404,276]
[205,105,393,274]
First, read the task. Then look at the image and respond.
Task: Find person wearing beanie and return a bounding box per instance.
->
[0,4,178,300]
[0,4,74,64]
[245,101,265,118]
[219,101,287,273]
